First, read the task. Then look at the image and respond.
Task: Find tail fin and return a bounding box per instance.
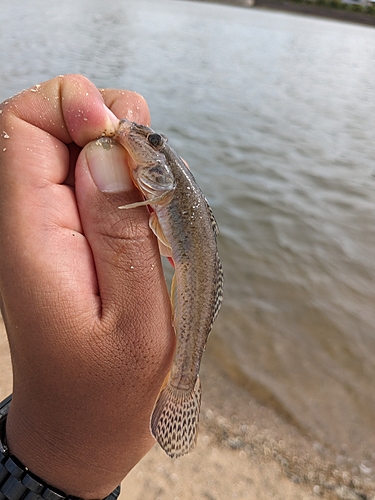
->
[151,377,202,458]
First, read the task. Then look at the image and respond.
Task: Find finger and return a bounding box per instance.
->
[0,74,119,147]
[81,88,174,354]
[99,88,150,126]
[75,138,174,362]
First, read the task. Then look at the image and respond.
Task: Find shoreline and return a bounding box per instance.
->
[184,0,375,26]
[2,324,374,499]
[122,349,375,499]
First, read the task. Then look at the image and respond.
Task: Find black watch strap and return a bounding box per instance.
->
[0,395,120,500]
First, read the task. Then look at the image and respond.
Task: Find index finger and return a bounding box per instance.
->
[0,74,151,146]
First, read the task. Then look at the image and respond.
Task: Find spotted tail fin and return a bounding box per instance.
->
[151,377,202,458]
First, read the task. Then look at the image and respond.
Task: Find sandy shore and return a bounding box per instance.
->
[1,322,374,499]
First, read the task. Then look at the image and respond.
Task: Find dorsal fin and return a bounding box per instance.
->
[205,198,219,238]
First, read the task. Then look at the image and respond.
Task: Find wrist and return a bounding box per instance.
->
[1,395,121,500]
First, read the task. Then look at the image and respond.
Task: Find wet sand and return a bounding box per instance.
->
[1,323,374,499]
[121,350,375,499]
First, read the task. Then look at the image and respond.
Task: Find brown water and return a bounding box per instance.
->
[1,0,375,480]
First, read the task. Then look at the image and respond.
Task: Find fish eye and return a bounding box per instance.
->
[148,133,163,148]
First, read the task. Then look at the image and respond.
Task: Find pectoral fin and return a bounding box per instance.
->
[149,212,172,258]
[118,188,175,210]
[118,199,150,209]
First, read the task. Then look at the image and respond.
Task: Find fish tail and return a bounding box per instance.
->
[151,377,202,458]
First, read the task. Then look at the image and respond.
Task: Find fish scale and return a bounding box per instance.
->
[115,119,223,457]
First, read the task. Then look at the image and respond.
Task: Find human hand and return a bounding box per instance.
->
[0,75,175,498]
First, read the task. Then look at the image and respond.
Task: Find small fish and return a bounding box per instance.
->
[115,119,223,457]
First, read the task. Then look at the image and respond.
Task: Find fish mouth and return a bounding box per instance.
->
[115,118,133,140]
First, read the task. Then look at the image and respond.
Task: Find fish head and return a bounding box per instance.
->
[116,119,167,165]
[115,119,175,202]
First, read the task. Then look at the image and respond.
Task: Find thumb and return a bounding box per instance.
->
[75,137,174,366]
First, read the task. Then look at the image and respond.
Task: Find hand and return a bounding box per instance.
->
[0,75,175,499]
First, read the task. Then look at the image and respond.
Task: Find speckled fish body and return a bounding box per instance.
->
[115,119,223,458]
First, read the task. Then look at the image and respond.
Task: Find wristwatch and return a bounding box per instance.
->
[0,395,120,500]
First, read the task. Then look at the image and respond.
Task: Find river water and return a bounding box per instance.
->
[1,0,375,474]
